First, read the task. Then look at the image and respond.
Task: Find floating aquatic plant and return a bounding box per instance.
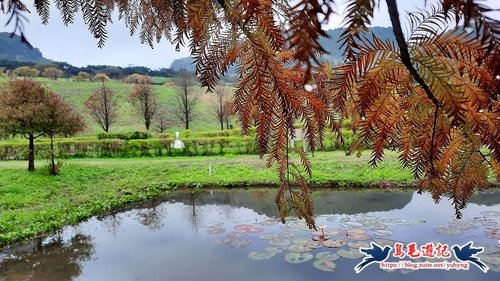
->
[321,240,346,248]
[434,226,463,236]
[226,231,248,239]
[372,229,394,237]
[259,233,281,240]
[284,252,313,263]
[248,251,276,260]
[206,227,225,234]
[337,248,364,259]
[287,244,313,253]
[268,238,292,247]
[313,259,336,271]
[228,239,251,248]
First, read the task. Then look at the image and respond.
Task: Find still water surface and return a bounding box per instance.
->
[0,189,499,281]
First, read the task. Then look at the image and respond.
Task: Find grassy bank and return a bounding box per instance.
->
[0,151,413,246]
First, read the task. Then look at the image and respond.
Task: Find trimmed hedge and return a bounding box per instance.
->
[0,136,258,160]
[96,131,152,140]
[0,128,356,160]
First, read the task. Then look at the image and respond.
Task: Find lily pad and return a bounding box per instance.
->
[347,228,367,235]
[372,229,394,237]
[481,220,498,227]
[205,222,224,228]
[227,231,248,239]
[373,239,397,247]
[315,251,340,261]
[480,211,500,217]
[248,251,276,260]
[234,224,253,231]
[292,238,310,245]
[215,237,232,245]
[479,252,500,265]
[339,217,351,223]
[260,219,280,226]
[326,216,339,222]
[304,240,324,249]
[259,233,281,240]
[337,248,364,259]
[265,246,284,254]
[280,231,299,238]
[434,226,463,236]
[228,239,251,248]
[313,259,337,271]
[269,238,292,247]
[284,252,313,263]
[288,244,313,253]
[324,228,347,237]
[347,233,372,241]
[206,227,225,234]
[449,221,477,230]
[348,241,371,249]
[362,222,387,230]
[246,227,264,234]
[485,229,500,239]
[322,239,346,248]
[343,221,364,227]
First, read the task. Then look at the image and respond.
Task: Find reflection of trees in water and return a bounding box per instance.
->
[99,213,123,236]
[166,189,414,217]
[184,192,203,235]
[134,203,166,231]
[218,192,236,220]
[0,234,94,281]
[469,191,500,206]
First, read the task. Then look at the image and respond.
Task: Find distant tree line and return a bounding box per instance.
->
[0,59,177,81]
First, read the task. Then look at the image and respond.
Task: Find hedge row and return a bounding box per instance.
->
[0,129,355,160]
[0,137,258,160]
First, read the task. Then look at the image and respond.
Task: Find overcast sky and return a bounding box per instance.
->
[0,0,485,69]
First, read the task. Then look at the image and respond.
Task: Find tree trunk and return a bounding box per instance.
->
[28,133,35,172]
[220,118,224,130]
[185,114,189,130]
[49,134,56,175]
[146,119,150,130]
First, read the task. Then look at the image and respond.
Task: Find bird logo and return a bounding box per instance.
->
[452,242,489,273]
[355,242,392,273]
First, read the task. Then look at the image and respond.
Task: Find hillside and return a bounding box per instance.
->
[0,32,46,62]
[170,26,396,71]
[0,77,235,135]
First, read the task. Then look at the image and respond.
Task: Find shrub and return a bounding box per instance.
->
[96,131,152,140]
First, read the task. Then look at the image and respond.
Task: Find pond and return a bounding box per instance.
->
[0,189,499,281]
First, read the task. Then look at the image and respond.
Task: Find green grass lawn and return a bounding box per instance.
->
[0,151,413,246]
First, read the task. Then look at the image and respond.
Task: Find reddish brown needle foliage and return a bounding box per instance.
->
[2,0,498,225]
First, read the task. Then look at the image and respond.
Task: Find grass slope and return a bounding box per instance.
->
[0,77,235,134]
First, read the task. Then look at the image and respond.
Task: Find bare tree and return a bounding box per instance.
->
[128,83,157,130]
[84,85,118,132]
[154,107,172,133]
[210,86,230,130]
[173,71,200,130]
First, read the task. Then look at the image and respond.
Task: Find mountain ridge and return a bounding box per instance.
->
[0,32,46,62]
[170,26,396,72]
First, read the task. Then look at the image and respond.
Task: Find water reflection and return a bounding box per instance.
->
[0,189,499,281]
[0,234,94,281]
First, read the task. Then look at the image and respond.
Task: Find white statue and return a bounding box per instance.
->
[172,131,185,149]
